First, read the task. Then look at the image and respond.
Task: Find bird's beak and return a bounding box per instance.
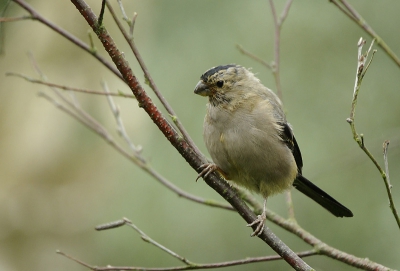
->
[194,81,211,96]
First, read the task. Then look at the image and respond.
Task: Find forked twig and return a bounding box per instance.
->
[55,217,317,271]
[347,38,400,229]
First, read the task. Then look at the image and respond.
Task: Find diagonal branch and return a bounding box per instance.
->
[330,0,400,68]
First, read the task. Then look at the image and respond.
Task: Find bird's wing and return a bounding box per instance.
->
[279,122,303,174]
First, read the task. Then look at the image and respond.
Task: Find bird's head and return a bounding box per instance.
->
[194,64,263,107]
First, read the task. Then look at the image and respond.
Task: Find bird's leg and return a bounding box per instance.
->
[247,198,267,237]
[196,163,221,182]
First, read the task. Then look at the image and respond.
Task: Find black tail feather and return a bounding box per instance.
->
[293,175,353,217]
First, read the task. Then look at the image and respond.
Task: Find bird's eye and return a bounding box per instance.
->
[216,80,224,88]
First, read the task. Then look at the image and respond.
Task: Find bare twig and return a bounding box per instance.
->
[6,72,135,98]
[346,38,400,229]
[382,140,399,225]
[116,0,129,21]
[57,248,317,271]
[268,0,293,100]
[11,0,122,79]
[285,191,296,221]
[115,0,137,36]
[102,81,143,156]
[129,12,137,37]
[59,217,318,271]
[0,15,32,22]
[105,1,204,161]
[236,44,271,69]
[98,0,106,26]
[236,0,293,100]
[268,0,295,218]
[330,0,400,68]
[383,141,392,190]
[123,218,194,265]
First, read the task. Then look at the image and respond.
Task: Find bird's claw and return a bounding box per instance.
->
[247,213,266,237]
[196,163,218,182]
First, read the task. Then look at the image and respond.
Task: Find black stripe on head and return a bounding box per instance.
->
[200,64,237,82]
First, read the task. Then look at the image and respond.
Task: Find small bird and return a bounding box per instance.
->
[194,64,353,236]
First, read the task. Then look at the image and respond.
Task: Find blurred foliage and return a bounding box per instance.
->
[0,0,399,270]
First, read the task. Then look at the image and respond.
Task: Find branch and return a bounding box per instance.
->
[6,72,136,98]
[11,0,122,79]
[236,44,271,69]
[0,15,32,22]
[346,38,400,229]
[330,0,400,68]
[104,0,203,159]
[268,0,295,219]
[69,0,313,269]
[55,217,318,271]
[268,0,293,100]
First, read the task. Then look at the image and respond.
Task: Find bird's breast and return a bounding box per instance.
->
[203,102,297,197]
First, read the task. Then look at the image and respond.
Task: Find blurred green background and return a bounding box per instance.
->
[1,0,399,270]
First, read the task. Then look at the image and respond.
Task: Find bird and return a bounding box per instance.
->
[194,64,353,236]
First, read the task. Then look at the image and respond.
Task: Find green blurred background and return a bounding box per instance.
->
[1,0,399,270]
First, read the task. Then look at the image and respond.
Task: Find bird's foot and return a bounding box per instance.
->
[247,199,267,237]
[195,163,219,182]
[247,212,266,237]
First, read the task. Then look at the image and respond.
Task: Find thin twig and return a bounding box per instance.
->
[347,38,400,229]
[105,1,204,161]
[102,81,144,157]
[57,248,317,271]
[98,0,106,26]
[129,12,137,37]
[6,72,135,98]
[28,53,112,140]
[383,141,391,190]
[59,218,318,271]
[11,0,122,79]
[0,15,32,22]
[116,0,129,21]
[330,0,400,68]
[279,0,294,24]
[268,0,295,217]
[123,218,194,265]
[236,44,271,69]
[382,140,399,225]
[285,191,296,221]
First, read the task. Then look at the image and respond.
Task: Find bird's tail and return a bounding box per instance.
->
[293,175,353,217]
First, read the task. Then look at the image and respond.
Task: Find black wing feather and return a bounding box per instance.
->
[279,122,303,174]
